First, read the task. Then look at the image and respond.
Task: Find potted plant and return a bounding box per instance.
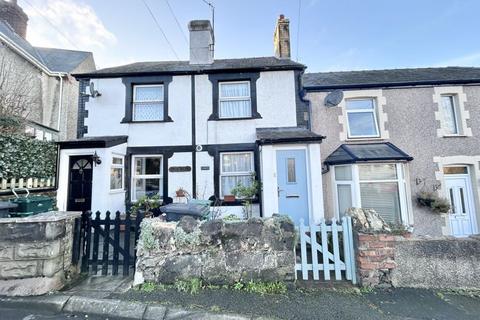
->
[223,194,236,202]
[231,175,260,219]
[131,194,161,218]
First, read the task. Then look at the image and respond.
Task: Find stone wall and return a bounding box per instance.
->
[356,231,480,289]
[135,216,296,285]
[0,211,81,296]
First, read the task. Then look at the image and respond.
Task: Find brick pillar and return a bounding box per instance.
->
[273,14,291,59]
[355,232,399,287]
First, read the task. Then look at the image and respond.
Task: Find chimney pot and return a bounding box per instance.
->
[188,20,214,65]
[0,0,28,39]
[273,14,290,59]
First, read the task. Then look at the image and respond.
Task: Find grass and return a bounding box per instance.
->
[174,278,203,295]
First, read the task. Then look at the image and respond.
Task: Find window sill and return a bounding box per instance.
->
[121,116,173,124]
[109,189,126,194]
[442,134,468,138]
[214,199,260,206]
[208,115,262,121]
[345,136,384,142]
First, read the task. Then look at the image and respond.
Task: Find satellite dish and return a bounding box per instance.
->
[324,89,343,107]
[89,81,102,98]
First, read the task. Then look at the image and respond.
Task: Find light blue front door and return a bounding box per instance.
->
[276,150,309,225]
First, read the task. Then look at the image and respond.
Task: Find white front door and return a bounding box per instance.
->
[445,174,478,237]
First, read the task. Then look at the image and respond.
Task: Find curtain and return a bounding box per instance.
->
[337,184,352,217]
[220,100,251,118]
[359,164,396,180]
[360,182,401,224]
[135,86,164,101]
[222,153,252,173]
[220,82,249,97]
[441,96,458,134]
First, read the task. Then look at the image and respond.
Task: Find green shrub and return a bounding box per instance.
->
[139,220,158,251]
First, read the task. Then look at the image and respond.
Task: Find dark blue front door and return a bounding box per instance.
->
[276,150,309,225]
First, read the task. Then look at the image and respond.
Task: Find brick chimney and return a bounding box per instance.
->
[273,14,290,59]
[0,0,28,39]
[188,20,214,65]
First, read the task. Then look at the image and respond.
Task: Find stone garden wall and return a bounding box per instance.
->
[0,211,81,296]
[134,216,296,285]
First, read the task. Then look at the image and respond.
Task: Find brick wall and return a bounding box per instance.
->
[355,232,409,287]
[0,211,81,296]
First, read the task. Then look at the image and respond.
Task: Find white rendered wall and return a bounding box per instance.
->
[167,152,193,200]
[195,151,214,199]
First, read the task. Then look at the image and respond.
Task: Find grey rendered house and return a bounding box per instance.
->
[304,67,480,237]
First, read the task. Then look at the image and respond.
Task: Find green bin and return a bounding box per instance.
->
[9,195,53,217]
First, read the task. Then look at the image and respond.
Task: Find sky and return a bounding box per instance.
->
[18,0,480,72]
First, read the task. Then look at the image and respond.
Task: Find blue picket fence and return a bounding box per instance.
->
[295,217,357,284]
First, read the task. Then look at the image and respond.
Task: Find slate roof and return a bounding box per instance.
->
[324,143,413,165]
[57,135,128,149]
[74,57,305,78]
[303,67,480,89]
[256,127,324,144]
[0,20,92,73]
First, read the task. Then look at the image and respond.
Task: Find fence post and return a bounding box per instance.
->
[81,211,92,273]
[101,211,111,275]
[91,211,101,274]
[112,211,121,276]
[332,218,342,280]
[320,219,330,281]
[123,213,132,276]
[299,219,308,280]
[347,216,357,284]
[310,223,319,280]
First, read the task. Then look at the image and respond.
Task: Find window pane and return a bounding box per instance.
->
[335,166,352,181]
[135,86,164,101]
[337,184,352,217]
[360,182,401,224]
[346,99,374,110]
[441,95,458,134]
[359,164,397,180]
[133,102,164,121]
[134,178,161,199]
[221,175,252,197]
[347,112,378,137]
[110,168,123,190]
[443,166,468,174]
[221,153,252,173]
[219,100,251,118]
[287,158,296,183]
[112,157,123,165]
[220,82,250,98]
[135,157,161,175]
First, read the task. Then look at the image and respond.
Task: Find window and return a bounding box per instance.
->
[110,156,124,191]
[441,95,459,135]
[345,98,380,138]
[333,163,408,224]
[287,158,296,183]
[220,152,254,197]
[219,81,251,119]
[131,155,163,201]
[133,85,164,121]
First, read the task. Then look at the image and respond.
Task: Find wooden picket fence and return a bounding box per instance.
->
[295,217,357,284]
[0,177,55,193]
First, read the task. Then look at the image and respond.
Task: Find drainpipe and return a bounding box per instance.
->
[56,73,64,133]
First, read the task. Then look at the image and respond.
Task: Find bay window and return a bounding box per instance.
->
[131,155,163,201]
[333,163,409,224]
[346,98,380,138]
[110,156,124,191]
[133,85,164,121]
[219,81,252,119]
[220,152,254,197]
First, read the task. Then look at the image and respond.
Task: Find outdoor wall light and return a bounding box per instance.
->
[92,151,102,166]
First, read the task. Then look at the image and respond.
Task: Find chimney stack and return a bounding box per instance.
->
[273,14,290,59]
[0,0,28,39]
[188,20,214,65]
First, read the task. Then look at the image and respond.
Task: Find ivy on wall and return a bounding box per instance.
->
[0,133,57,179]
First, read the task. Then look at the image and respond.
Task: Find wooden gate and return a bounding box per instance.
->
[79,211,144,276]
[295,217,356,284]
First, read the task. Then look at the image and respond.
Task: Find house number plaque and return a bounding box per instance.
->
[169,166,191,173]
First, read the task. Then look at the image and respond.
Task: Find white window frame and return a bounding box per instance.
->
[440,94,460,135]
[218,81,252,119]
[219,151,254,198]
[110,155,124,192]
[345,98,380,139]
[131,154,163,202]
[132,84,164,122]
[332,163,409,224]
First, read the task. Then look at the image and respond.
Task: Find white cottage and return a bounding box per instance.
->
[56,17,325,224]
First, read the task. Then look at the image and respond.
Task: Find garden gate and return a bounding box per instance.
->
[77,211,144,276]
[295,217,357,284]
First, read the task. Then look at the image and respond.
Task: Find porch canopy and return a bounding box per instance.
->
[57,135,128,149]
[324,142,413,165]
[256,127,325,145]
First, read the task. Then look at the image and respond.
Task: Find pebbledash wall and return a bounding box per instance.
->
[355,231,480,289]
[134,216,296,285]
[307,85,480,237]
[0,211,81,296]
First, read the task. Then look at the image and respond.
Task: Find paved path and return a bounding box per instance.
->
[0,304,123,320]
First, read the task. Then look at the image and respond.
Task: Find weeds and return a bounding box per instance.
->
[139,282,157,293]
[174,278,203,295]
[241,280,288,295]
